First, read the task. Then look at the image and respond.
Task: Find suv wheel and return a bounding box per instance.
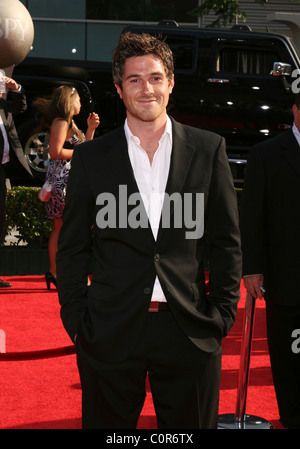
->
[24,130,50,178]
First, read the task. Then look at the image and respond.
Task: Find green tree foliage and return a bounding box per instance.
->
[3,187,52,247]
[190,0,271,27]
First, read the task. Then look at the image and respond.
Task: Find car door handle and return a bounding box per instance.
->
[207,78,230,84]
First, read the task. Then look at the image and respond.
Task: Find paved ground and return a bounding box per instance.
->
[3,228,26,246]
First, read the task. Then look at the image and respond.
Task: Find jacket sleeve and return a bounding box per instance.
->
[56,145,94,342]
[6,87,27,115]
[206,137,242,336]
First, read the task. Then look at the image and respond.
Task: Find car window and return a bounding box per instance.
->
[165,37,196,71]
[216,45,279,75]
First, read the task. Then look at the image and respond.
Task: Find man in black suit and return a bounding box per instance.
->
[241,94,300,428]
[0,74,31,287]
[56,32,242,429]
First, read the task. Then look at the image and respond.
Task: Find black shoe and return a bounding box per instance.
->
[0,278,12,288]
[45,272,57,290]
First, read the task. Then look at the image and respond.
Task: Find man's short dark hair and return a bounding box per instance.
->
[112,32,174,87]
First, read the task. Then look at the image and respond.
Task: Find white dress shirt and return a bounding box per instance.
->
[124,116,172,302]
[292,123,300,146]
[0,113,9,164]
[0,85,22,164]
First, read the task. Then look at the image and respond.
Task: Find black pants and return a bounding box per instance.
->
[76,310,222,429]
[266,302,300,428]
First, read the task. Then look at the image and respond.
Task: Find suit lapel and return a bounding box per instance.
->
[157,118,196,242]
[103,126,153,239]
[0,106,7,124]
[281,129,300,179]
[165,118,195,196]
[0,106,7,163]
[104,121,196,243]
[103,127,137,193]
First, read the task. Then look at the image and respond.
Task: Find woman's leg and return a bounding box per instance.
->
[48,217,63,276]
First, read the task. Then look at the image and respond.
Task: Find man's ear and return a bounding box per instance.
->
[169,75,175,94]
[114,82,123,99]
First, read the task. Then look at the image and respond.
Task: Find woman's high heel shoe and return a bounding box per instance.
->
[45,272,57,290]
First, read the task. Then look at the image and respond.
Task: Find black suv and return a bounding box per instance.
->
[12,20,300,184]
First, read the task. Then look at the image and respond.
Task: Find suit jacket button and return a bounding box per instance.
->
[144,288,151,295]
[154,253,160,262]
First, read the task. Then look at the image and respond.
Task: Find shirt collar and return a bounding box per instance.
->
[124,116,172,146]
[292,123,300,147]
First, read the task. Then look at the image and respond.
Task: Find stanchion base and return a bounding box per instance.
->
[218,413,274,429]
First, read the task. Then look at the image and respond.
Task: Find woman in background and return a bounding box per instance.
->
[34,85,100,288]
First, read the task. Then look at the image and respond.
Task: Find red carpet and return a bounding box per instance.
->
[0,276,285,429]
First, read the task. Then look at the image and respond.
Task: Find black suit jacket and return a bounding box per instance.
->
[56,118,242,363]
[0,88,31,177]
[241,129,300,305]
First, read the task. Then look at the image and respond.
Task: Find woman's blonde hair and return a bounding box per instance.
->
[33,85,84,140]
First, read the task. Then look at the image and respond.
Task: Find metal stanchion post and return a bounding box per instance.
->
[218,292,274,429]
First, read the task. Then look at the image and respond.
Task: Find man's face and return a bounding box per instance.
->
[293,104,300,132]
[115,54,174,124]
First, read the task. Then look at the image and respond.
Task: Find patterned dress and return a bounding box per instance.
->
[45,134,82,219]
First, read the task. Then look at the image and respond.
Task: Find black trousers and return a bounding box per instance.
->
[266,302,300,428]
[76,310,222,429]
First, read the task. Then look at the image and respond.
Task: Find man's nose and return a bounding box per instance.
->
[141,80,154,93]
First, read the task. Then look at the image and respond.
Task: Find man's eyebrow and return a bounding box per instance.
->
[125,74,140,80]
[125,71,164,80]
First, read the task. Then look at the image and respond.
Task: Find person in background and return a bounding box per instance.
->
[56,32,241,429]
[0,73,31,288]
[33,86,100,289]
[241,93,300,429]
